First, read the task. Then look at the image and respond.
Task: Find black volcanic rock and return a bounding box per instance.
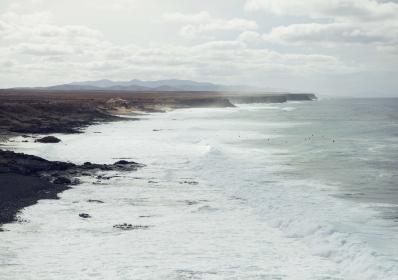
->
[87,199,104,204]
[79,213,91,219]
[35,136,61,143]
[53,176,71,185]
[0,150,76,175]
[114,160,134,165]
[0,173,69,224]
[0,149,143,225]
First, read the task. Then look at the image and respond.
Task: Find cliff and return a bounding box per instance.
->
[226,93,317,104]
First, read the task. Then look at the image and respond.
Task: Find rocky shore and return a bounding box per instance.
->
[0,98,120,135]
[0,89,316,226]
[0,149,142,225]
[0,92,136,226]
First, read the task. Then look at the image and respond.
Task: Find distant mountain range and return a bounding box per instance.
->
[25,79,285,92]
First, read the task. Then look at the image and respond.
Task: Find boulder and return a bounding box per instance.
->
[114,160,129,165]
[79,213,91,219]
[114,160,139,165]
[87,199,104,204]
[35,136,61,143]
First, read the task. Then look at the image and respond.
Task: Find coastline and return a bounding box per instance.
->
[2,98,398,279]
[0,94,134,226]
[0,90,316,226]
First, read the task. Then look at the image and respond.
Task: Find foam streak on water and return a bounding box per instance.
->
[1,100,398,279]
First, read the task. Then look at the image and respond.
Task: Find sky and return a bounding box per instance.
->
[0,0,397,96]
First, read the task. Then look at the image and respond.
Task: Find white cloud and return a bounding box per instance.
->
[246,0,398,48]
[0,5,395,95]
[15,43,75,56]
[0,12,103,47]
[193,40,247,51]
[34,24,102,39]
[204,18,258,31]
[263,22,397,46]
[6,0,138,12]
[244,0,398,21]
[237,30,262,44]
[0,59,14,73]
[163,11,212,24]
[0,11,356,88]
[102,0,137,11]
[163,11,258,39]
[0,12,104,51]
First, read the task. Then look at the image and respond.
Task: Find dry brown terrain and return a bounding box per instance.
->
[0,89,315,134]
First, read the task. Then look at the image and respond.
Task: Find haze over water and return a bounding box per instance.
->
[1,98,398,279]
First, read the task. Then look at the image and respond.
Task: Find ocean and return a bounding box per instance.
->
[1,98,398,279]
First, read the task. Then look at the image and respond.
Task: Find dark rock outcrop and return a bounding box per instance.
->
[79,213,91,219]
[0,99,120,135]
[0,89,316,227]
[53,176,71,185]
[227,93,317,104]
[35,136,61,143]
[87,199,104,204]
[174,97,235,108]
[114,160,130,165]
[0,149,143,225]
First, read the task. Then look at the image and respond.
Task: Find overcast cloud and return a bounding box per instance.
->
[0,0,397,96]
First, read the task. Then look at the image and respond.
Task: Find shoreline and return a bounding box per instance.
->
[0,93,135,226]
[0,90,316,226]
[0,149,142,225]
